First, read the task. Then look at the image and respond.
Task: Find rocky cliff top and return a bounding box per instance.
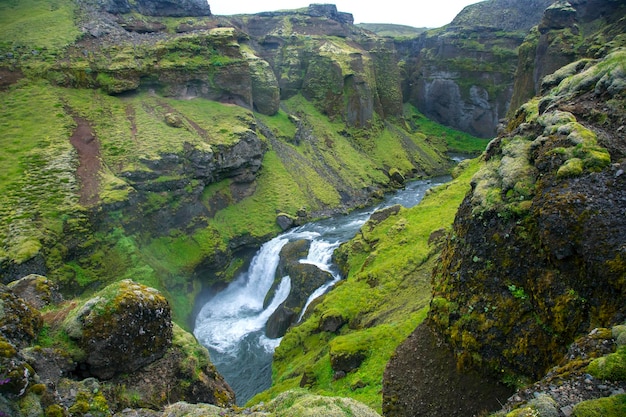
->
[98,0,212,16]
[451,0,553,31]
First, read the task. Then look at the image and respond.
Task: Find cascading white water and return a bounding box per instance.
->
[193,175,454,404]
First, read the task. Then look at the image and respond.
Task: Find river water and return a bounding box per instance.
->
[193,175,453,404]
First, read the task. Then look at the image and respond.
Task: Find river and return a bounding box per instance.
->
[193,174,454,404]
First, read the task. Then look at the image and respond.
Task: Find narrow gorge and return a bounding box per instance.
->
[0,0,625,417]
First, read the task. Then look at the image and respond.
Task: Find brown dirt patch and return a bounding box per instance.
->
[69,114,101,206]
[125,104,137,141]
[383,322,514,417]
[0,68,23,90]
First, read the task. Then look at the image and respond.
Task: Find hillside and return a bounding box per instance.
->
[1,1,625,417]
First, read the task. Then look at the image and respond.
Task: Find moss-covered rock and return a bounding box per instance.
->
[0,284,43,349]
[429,39,626,385]
[104,323,235,409]
[7,274,58,310]
[62,280,172,379]
[571,394,626,417]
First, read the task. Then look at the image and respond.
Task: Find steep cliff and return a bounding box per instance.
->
[382,4,626,415]
[393,0,552,138]
[510,0,626,112]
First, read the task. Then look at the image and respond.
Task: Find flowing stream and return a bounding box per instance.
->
[193,175,453,404]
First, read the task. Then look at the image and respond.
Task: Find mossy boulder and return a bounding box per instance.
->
[571,394,626,417]
[62,280,172,379]
[261,389,381,416]
[429,48,626,382]
[105,323,235,409]
[7,274,59,310]
[162,389,381,416]
[329,334,368,374]
[587,346,626,381]
[0,284,43,349]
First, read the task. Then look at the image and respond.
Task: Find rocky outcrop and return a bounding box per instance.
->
[97,0,211,17]
[232,5,402,128]
[451,0,552,31]
[0,284,42,350]
[383,323,513,417]
[62,280,173,379]
[6,274,60,310]
[509,0,626,111]
[0,279,234,417]
[265,240,334,338]
[396,0,552,138]
[428,47,625,383]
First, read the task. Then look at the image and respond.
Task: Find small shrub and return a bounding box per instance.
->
[508,284,529,300]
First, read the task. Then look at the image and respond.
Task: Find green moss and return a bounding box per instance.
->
[44,404,66,417]
[572,394,626,417]
[171,323,211,377]
[557,158,584,178]
[403,104,489,154]
[587,346,626,381]
[0,82,79,265]
[0,339,17,358]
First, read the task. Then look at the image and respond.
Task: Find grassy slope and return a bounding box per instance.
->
[251,158,482,412]
[0,0,487,328]
[0,0,80,52]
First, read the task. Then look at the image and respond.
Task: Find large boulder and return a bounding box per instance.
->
[429,50,626,381]
[7,274,59,310]
[62,280,173,379]
[265,240,334,338]
[0,284,42,350]
[107,324,235,408]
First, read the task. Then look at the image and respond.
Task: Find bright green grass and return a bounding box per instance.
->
[251,157,482,412]
[404,104,491,154]
[0,0,80,52]
[0,81,78,263]
[255,109,298,140]
[208,150,311,239]
[165,98,257,146]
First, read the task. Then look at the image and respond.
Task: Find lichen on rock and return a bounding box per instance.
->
[62,279,173,379]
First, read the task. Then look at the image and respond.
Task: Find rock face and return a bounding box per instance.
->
[383,323,513,417]
[509,0,626,111]
[63,280,173,379]
[428,48,626,381]
[107,323,235,407]
[99,0,211,17]
[396,0,552,138]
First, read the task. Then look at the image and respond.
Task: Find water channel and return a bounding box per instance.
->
[193,174,455,404]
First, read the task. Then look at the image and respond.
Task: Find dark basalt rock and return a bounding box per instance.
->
[97,0,211,17]
[264,240,334,338]
[62,280,173,379]
[134,0,211,17]
[538,0,577,34]
[383,323,513,417]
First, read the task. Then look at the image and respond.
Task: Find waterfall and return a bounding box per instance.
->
[193,175,454,404]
